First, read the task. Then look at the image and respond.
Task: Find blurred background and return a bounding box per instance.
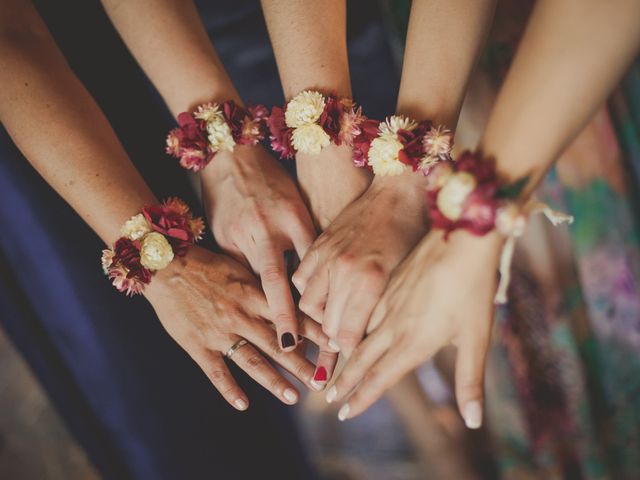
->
[1,0,639,479]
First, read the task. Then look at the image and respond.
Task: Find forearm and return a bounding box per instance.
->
[0,3,156,245]
[101,0,240,115]
[261,0,369,226]
[480,0,640,195]
[376,0,496,196]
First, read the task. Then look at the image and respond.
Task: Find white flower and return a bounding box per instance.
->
[436,172,476,221]
[378,115,418,140]
[194,103,224,123]
[291,123,331,154]
[418,155,441,175]
[285,90,326,128]
[139,232,174,270]
[422,125,453,159]
[496,204,527,236]
[367,136,407,176]
[206,119,236,152]
[120,213,151,240]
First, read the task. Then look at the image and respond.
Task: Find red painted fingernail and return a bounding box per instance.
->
[313,366,327,382]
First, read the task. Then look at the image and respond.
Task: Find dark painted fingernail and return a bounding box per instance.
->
[313,366,327,382]
[297,334,304,342]
[281,332,296,349]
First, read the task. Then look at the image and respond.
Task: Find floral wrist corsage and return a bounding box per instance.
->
[101,198,205,296]
[426,151,574,304]
[166,100,269,172]
[268,90,373,164]
[362,114,453,176]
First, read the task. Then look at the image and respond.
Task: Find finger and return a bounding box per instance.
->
[327,325,393,404]
[241,320,317,390]
[254,235,299,351]
[291,245,320,294]
[229,341,300,406]
[285,213,316,261]
[298,266,329,324]
[336,344,422,421]
[192,347,248,411]
[321,272,349,341]
[299,316,339,390]
[335,277,386,357]
[455,325,491,430]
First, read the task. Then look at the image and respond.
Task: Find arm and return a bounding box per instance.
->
[332,0,640,426]
[290,0,495,356]
[101,0,319,352]
[0,0,329,408]
[260,0,371,228]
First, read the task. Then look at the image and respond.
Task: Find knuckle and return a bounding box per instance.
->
[245,353,266,372]
[337,329,362,348]
[261,265,283,284]
[457,380,483,399]
[268,375,286,393]
[362,261,387,284]
[207,367,228,383]
[336,253,355,269]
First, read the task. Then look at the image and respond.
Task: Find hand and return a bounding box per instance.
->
[292,175,428,356]
[144,246,337,410]
[296,144,372,230]
[201,145,315,351]
[328,230,502,428]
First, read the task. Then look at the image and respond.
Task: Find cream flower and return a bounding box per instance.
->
[206,119,236,152]
[422,125,453,159]
[418,155,440,175]
[120,213,151,241]
[496,204,527,236]
[378,115,418,140]
[139,232,174,270]
[101,249,115,274]
[291,123,331,154]
[436,172,476,221]
[367,136,407,176]
[285,90,326,128]
[194,103,224,123]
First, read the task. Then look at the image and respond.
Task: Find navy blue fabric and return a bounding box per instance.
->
[0,1,399,479]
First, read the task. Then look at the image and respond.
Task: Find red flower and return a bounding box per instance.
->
[318,95,343,143]
[142,204,195,256]
[112,237,152,284]
[268,106,295,159]
[352,118,380,168]
[165,113,212,171]
[397,121,431,170]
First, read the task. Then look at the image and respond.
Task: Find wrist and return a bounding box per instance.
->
[369,172,428,215]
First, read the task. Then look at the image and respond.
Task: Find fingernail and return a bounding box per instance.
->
[327,339,340,352]
[463,400,482,429]
[337,403,350,421]
[283,388,298,404]
[234,398,248,411]
[310,366,328,391]
[297,334,304,342]
[281,332,296,349]
[325,386,337,403]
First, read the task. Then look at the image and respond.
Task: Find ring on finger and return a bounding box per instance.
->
[225,338,249,359]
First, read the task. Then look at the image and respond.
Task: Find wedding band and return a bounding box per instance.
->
[225,338,249,359]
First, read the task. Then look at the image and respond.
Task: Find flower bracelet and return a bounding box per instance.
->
[101,198,205,296]
[268,89,376,167]
[361,114,453,176]
[166,100,269,172]
[425,151,574,304]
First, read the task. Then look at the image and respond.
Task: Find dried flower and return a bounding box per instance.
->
[291,123,331,154]
[285,90,326,128]
[120,213,151,241]
[367,136,407,176]
[140,232,174,270]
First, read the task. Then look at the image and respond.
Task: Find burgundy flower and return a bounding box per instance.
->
[352,118,380,168]
[268,106,295,159]
[397,121,430,170]
[318,95,343,143]
[142,204,194,256]
[112,237,152,284]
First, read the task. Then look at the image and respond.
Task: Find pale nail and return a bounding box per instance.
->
[283,388,298,404]
[328,339,341,352]
[463,401,482,429]
[234,398,248,411]
[310,380,325,392]
[325,386,337,403]
[337,403,350,421]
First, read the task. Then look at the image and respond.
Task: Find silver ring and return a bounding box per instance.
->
[225,339,249,359]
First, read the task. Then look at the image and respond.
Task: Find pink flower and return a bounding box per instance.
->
[238,104,268,145]
[108,237,152,295]
[339,104,365,146]
[143,204,195,256]
[352,118,380,168]
[268,106,295,159]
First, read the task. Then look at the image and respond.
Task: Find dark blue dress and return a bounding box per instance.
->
[0,1,399,478]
